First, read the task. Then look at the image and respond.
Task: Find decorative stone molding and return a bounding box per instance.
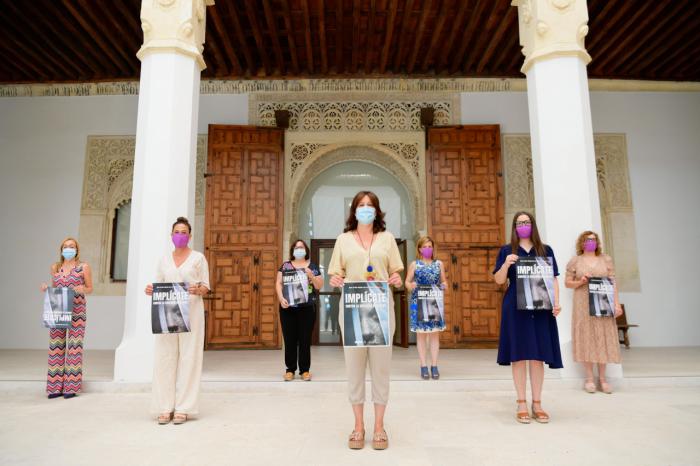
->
[4,78,700,98]
[137,0,215,70]
[251,93,457,132]
[79,134,207,295]
[512,0,591,73]
[502,133,640,291]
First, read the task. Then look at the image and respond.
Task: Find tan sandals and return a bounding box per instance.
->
[284,372,294,382]
[348,430,365,449]
[157,412,172,425]
[301,371,312,381]
[599,380,613,394]
[173,413,188,425]
[531,401,550,424]
[372,430,389,450]
[515,400,531,424]
[584,380,597,393]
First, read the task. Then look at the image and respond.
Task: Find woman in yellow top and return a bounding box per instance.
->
[328,191,404,451]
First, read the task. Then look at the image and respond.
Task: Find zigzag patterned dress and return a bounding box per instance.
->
[47,264,86,395]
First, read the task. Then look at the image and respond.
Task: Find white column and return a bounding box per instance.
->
[114,0,213,382]
[513,0,622,379]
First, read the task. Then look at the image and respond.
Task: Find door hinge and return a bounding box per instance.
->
[453,325,459,335]
[203,172,216,178]
[253,325,259,336]
[451,254,457,265]
[452,282,458,291]
[253,255,260,266]
[253,283,259,292]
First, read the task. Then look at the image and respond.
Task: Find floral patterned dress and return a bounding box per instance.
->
[409,259,446,333]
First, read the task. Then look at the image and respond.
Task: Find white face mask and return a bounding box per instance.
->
[293,248,306,259]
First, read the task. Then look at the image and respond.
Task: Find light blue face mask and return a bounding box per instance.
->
[293,248,306,259]
[355,206,376,225]
[62,247,77,260]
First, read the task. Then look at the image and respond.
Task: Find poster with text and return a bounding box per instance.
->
[588,277,615,317]
[515,257,555,311]
[416,284,445,326]
[42,287,75,329]
[151,282,190,334]
[282,269,309,306]
[342,281,390,347]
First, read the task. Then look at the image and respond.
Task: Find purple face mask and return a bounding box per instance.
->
[515,224,532,239]
[419,247,433,259]
[172,232,189,249]
[583,239,597,253]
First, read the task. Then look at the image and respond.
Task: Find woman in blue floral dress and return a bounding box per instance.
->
[405,237,447,379]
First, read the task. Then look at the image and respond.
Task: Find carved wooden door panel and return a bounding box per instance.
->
[205,126,283,349]
[427,126,504,348]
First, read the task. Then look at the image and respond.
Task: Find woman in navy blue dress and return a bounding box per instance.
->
[493,211,562,424]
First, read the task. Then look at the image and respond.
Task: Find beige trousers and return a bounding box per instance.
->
[339,298,396,405]
[151,305,204,415]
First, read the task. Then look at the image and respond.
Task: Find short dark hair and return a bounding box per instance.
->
[344,191,387,233]
[289,239,310,261]
[172,216,192,234]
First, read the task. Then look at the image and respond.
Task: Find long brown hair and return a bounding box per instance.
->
[575,230,602,256]
[510,211,546,256]
[54,237,81,270]
[344,191,387,233]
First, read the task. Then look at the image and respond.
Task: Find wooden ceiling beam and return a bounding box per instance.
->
[648,24,700,78]
[113,0,142,40]
[393,0,415,72]
[490,20,519,74]
[586,0,629,54]
[61,0,131,76]
[280,0,301,75]
[436,0,470,73]
[673,47,700,78]
[421,0,452,73]
[301,0,315,74]
[204,17,230,76]
[220,0,255,75]
[262,0,285,75]
[351,0,361,74]
[0,34,50,80]
[450,0,487,74]
[379,0,399,74]
[317,0,328,74]
[0,46,35,81]
[209,5,242,76]
[335,0,344,73]
[406,0,433,74]
[244,0,272,76]
[475,2,515,73]
[1,2,82,78]
[463,0,503,73]
[364,0,376,74]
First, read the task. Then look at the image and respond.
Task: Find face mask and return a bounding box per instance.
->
[355,206,376,225]
[62,248,77,260]
[172,233,189,248]
[583,239,597,252]
[293,248,306,259]
[419,247,433,259]
[515,224,532,239]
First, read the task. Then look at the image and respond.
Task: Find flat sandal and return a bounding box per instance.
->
[531,401,550,424]
[515,399,530,424]
[173,413,188,425]
[348,430,365,450]
[372,430,388,450]
[157,412,172,425]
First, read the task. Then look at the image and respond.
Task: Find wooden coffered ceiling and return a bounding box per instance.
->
[0,0,698,84]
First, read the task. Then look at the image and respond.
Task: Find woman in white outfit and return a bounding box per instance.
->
[145,216,210,425]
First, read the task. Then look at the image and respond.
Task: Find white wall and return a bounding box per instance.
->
[461,91,700,347]
[0,94,248,350]
[1,89,697,349]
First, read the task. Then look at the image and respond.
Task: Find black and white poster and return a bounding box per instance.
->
[282,269,309,306]
[151,282,190,334]
[416,285,445,325]
[342,281,391,347]
[42,287,74,329]
[515,257,555,311]
[588,277,615,317]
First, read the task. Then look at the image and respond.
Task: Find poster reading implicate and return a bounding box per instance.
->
[42,287,75,329]
[342,281,391,347]
[588,277,615,317]
[515,257,555,311]
[416,284,445,326]
[282,269,309,306]
[151,282,190,334]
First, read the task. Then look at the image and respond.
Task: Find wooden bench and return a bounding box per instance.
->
[616,304,639,348]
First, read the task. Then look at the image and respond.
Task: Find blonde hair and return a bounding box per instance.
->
[54,237,80,270]
[575,230,602,256]
[416,236,436,260]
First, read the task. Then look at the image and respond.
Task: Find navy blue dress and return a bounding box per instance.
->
[493,244,563,369]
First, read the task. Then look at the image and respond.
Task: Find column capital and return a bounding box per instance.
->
[137,0,215,70]
[511,0,591,73]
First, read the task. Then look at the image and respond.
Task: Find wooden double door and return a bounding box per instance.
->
[203,125,503,349]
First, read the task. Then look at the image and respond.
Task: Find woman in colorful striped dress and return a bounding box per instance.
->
[40,237,93,399]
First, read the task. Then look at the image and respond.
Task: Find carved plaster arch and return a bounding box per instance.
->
[286,143,427,249]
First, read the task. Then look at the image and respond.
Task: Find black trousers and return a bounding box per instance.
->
[279,302,316,373]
